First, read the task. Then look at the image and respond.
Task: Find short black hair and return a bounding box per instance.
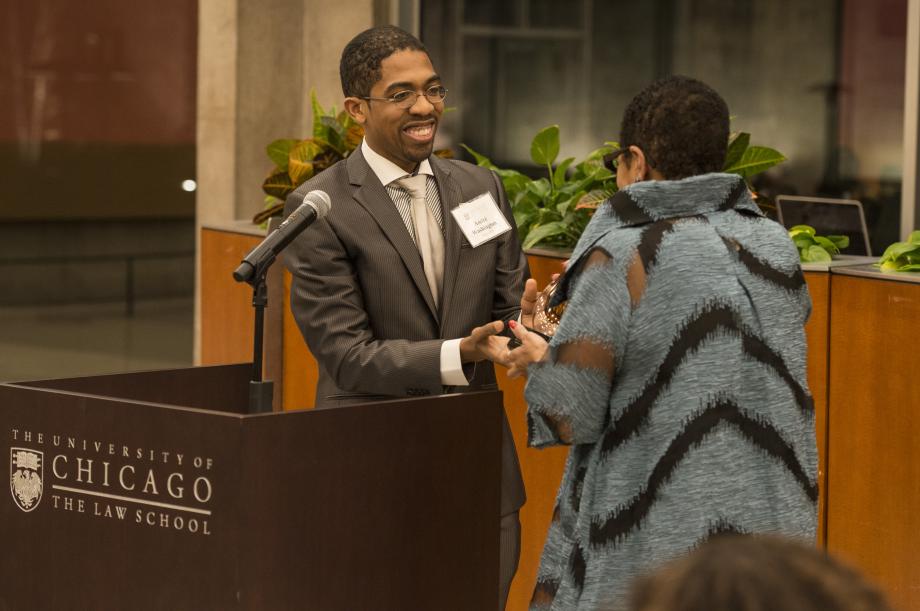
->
[619,75,729,180]
[339,26,428,98]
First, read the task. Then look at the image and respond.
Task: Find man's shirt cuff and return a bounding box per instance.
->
[440,338,470,386]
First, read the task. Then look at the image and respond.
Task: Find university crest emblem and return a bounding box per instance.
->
[10,448,43,512]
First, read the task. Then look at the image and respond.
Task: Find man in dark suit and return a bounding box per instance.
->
[283,25,528,609]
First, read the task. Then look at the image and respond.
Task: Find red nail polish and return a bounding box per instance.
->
[509,320,517,329]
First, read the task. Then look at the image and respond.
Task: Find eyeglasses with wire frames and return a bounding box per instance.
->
[360,85,448,109]
[602,148,627,172]
[603,146,657,173]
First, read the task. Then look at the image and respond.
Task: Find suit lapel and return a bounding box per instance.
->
[431,157,464,330]
[347,150,438,319]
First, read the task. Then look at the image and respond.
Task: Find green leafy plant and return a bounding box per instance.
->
[723,132,786,178]
[877,230,920,272]
[463,127,786,250]
[255,91,363,224]
[789,225,849,262]
[463,126,617,249]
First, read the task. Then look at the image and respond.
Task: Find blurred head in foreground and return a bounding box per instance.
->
[629,536,891,611]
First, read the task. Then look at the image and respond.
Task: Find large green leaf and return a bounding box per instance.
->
[459,144,497,169]
[880,241,920,263]
[311,90,328,139]
[803,245,832,262]
[320,115,346,138]
[526,177,553,201]
[555,193,583,216]
[319,117,347,156]
[262,170,295,199]
[512,199,539,231]
[495,168,530,196]
[288,140,324,184]
[267,139,298,169]
[909,230,920,244]
[582,143,618,162]
[523,221,567,249]
[723,132,750,170]
[530,125,560,167]
[790,225,816,236]
[724,146,786,178]
[553,157,575,189]
[337,109,358,130]
[814,236,840,255]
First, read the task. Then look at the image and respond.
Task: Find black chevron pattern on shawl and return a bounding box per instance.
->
[718,177,749,211]
[637,215,715,275]
[741,331,814,414]
[570,541,588,593]
[703,517,750,540]
[589,397,819,548]
[600,302,736,456]
[725,238,807,291]
[636,220,677,275]
[608,189,653,226]
[599,302,814,457]
[690,519,751,550]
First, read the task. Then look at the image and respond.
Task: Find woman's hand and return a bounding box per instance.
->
[504,320,549,379]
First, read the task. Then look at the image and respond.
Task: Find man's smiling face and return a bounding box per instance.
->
[354,49,443,173]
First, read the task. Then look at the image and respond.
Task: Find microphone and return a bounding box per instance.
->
[233,190,332,283]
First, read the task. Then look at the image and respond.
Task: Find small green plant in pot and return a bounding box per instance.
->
[877,230,920,272]
[789,225,849,262]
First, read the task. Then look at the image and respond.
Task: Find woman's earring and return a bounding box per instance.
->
[633,172,643,184]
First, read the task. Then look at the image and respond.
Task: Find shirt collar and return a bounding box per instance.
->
[361,139,433,186]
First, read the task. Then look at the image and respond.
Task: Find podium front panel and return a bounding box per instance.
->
[238,392,502,611]
[0,383,244,611]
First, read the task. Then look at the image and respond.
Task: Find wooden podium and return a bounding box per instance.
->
[0,364,501,610]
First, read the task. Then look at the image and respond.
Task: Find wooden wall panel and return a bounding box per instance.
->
[803,271,830,546]
[826,274,920,611]
[281,271,320,411]
[200,228,260,365]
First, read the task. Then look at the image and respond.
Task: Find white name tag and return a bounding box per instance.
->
[451,192,512,247]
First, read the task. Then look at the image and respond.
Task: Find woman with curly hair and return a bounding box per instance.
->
[503,76,818,610]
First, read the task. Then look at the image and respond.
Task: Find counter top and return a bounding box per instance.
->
[832,264,920,285]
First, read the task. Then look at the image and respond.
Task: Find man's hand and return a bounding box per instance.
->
[459,321,511,366]
[520,278,538,328]
[504,320,549,379]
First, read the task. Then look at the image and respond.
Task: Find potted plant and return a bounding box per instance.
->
[789,225,850,262]
[877,230,920,272]
[462,125,787,251]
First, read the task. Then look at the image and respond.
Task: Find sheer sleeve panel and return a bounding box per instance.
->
[526,247,633,447]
